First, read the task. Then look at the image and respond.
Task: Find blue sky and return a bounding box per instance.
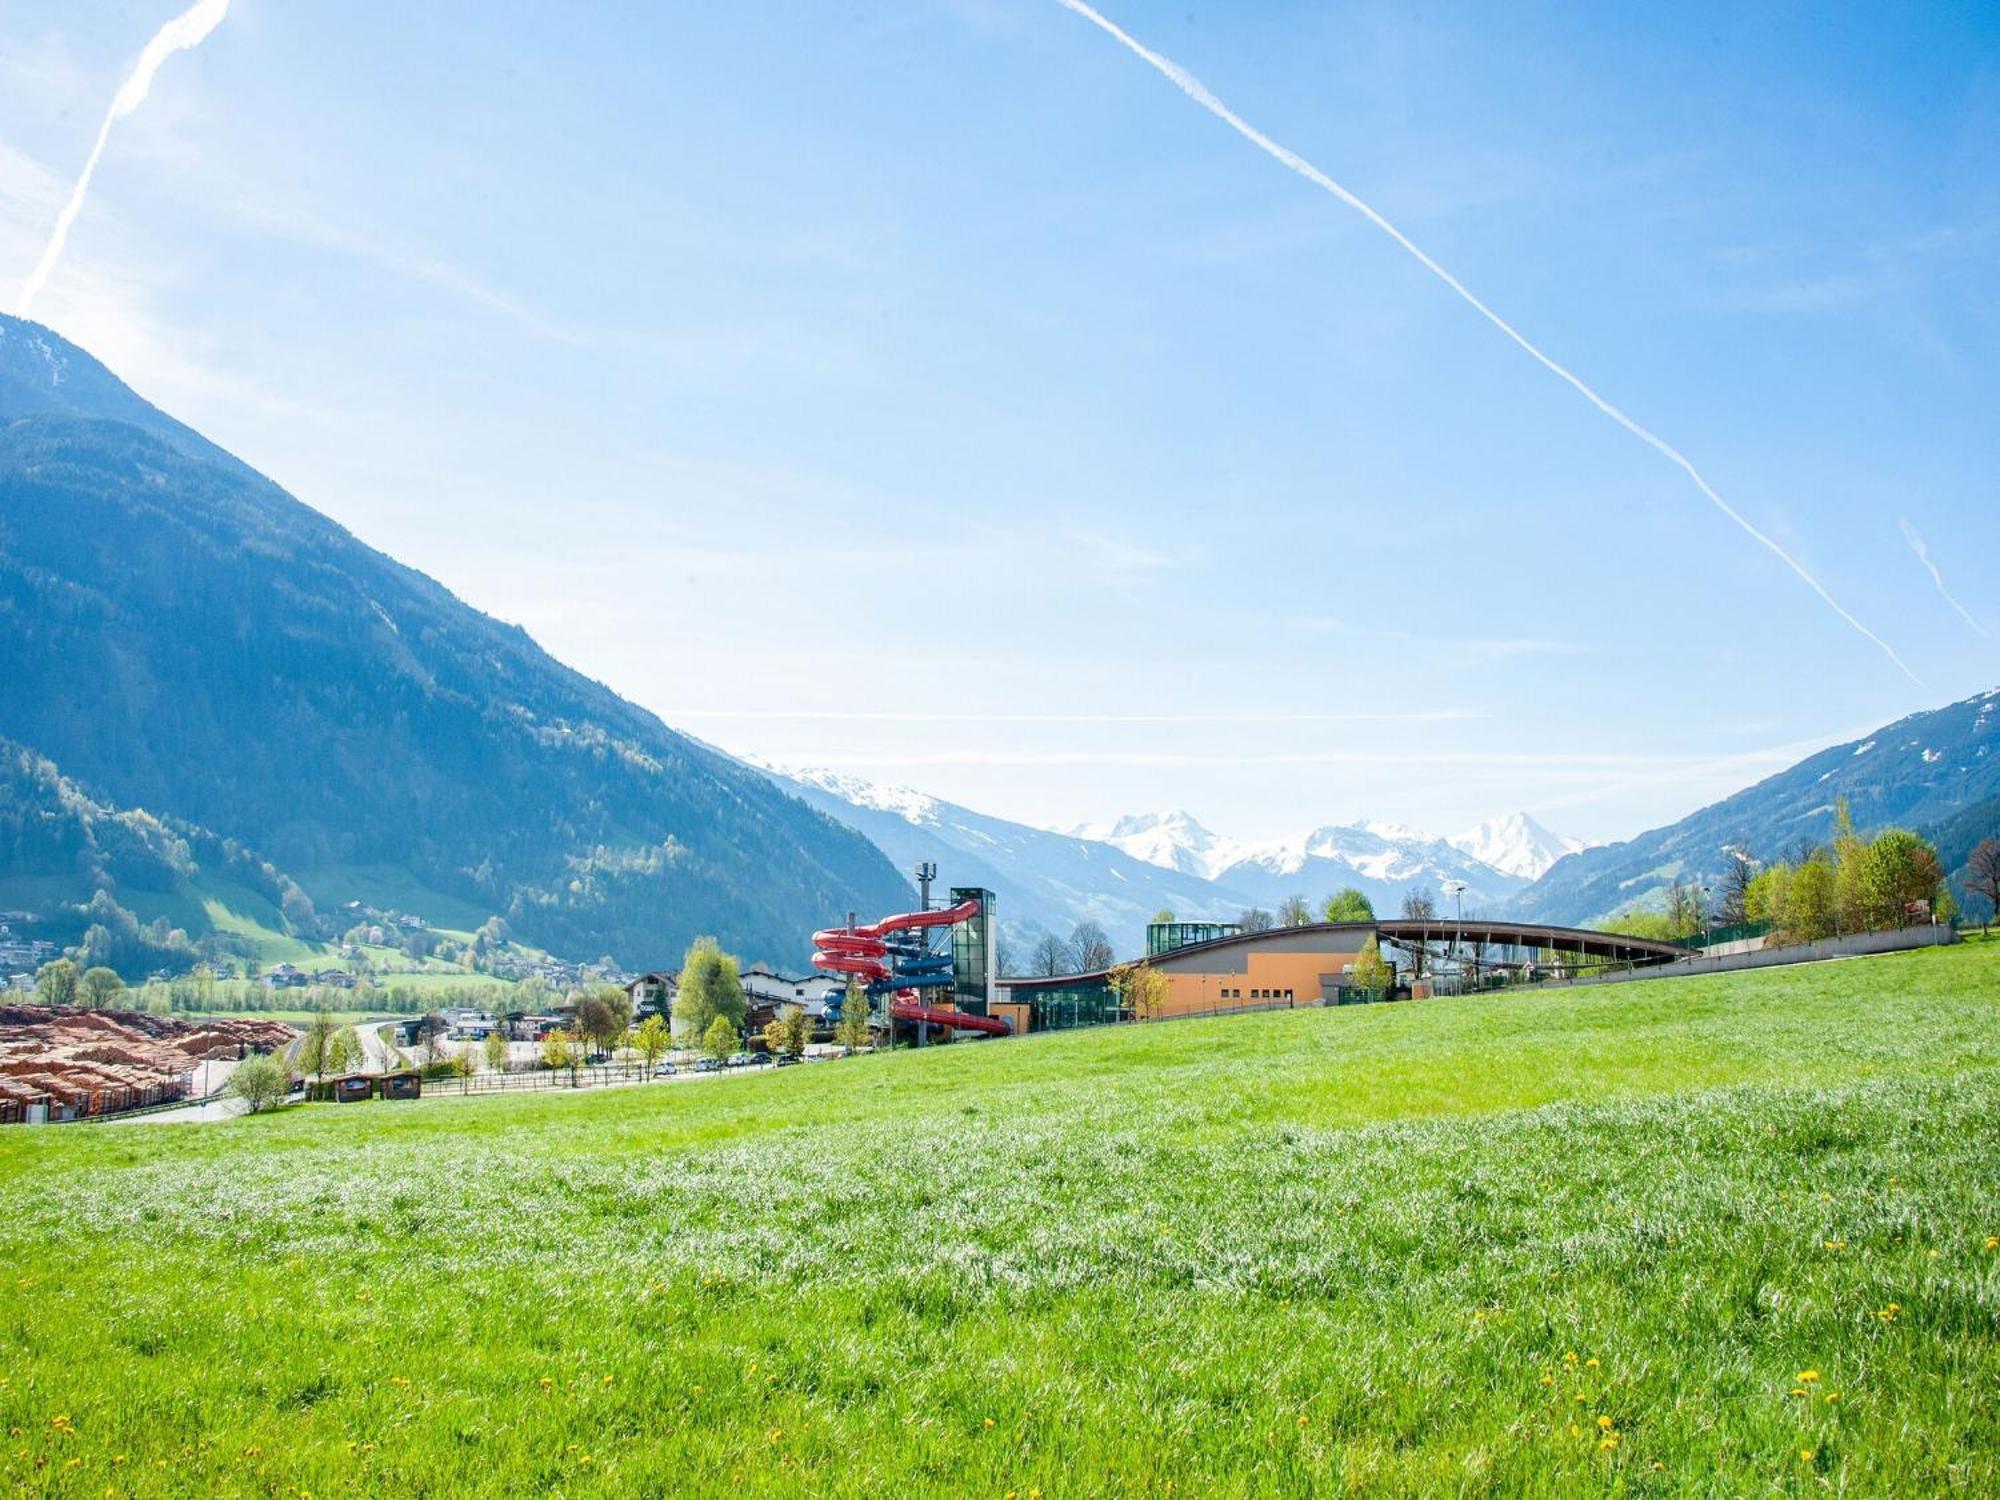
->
[3,1,1995,845]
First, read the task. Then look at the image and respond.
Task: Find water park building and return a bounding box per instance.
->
[809,876,1687,1040]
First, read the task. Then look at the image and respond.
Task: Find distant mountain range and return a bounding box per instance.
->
[1512,690,2000,925]
[758,767,1251,956]
[0,314,911,975]
[763,762,1585,953]
[769,691,2000,955]
[1073,810,1547,912]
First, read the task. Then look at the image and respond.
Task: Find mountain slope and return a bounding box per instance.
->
[0,313,910,968]
[0,738,325,976]
[763,768,1254,955]
[1513,690,2000,924]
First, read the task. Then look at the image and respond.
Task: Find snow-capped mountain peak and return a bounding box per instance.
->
[1449,812,1588,881]
[1068,809,1239,878]
[755,762,946,828]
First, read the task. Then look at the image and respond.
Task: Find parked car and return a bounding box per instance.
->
[751,1051,775,1066]
[653,1061,677,1077]
[774,1053,801,1067]
[725,1052,754,1069]
[694,1057,721,1073]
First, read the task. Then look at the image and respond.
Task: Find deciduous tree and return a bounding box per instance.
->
[701,1014,738,1061]
[1350,937,1393,998]
[226,1052,291,1114]
[673,938,747,1042]
[1029,932,1074,977]
[540,1027,582,1079]
[299,1004,339,1083]
[632,1013,671,1073]
[1069,921,1114,971]
[34,958,77,1008]
[1278,895,1313,928]
[1321,888,1374,923]
[1108,962,1169,1021]
[1969,837,2000,934]
[835,979,873,1051]
[78,965,125,1009]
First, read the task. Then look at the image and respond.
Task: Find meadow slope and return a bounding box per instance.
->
[2,943,1997,1496]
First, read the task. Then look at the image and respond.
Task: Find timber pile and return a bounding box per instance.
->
[0,1006,295,1122]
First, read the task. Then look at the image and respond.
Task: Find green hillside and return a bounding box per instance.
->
[0,737,329,973]
[0,313,911,970]
[2,943,1997,1495]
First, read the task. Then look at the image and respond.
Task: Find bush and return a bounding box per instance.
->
[224,1052,292,1114]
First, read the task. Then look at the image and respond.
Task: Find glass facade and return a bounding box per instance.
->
[1146,920,1242,957]
[949,887,995,1015]
[1016,977,1123,1032]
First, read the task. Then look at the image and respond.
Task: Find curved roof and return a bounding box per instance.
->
[1141,919,1681,970]
[1374,918,1681,964]
[1000,919,1682,988]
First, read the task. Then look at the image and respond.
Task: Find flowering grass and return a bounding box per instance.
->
[1,941,1997,1495]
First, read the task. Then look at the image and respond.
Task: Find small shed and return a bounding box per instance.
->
[379,1071,422,1101]
[329,1073,374,1104]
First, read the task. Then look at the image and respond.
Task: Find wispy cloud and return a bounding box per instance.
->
[1051,0,1921,686]
[15,0,229,316]
[1289,615,1584,662]
[1899,516,1987,637]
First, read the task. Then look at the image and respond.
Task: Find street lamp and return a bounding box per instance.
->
[1441,879,1468,993]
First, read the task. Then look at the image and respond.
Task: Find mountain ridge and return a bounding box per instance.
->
[0,313,912,970]
[1509,689,2000,923]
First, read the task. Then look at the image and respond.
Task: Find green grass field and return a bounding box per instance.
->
[2,943,1997,1496]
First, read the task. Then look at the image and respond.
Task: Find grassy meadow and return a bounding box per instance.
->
[2,943,1997,1495]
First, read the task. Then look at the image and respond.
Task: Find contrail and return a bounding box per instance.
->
[1054,0,1922,686]
[16,0,231,317]
[1899,517,1987,636]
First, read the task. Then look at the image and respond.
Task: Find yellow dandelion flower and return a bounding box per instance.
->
[1569,1424,1581,1439]
[1599,1435,1619,1451]
[1825,1393,1839,1404]
[1597,1415,1613,1429]
[1539,1375,1554,1386]
[1797,1370,1820,1383]
[983,1418,995,1429]
[1585,1357,1599,1368]
[1297,1414,1309,1427]
[1799,1449,1815,1463]
[1985,1235,1998,1250]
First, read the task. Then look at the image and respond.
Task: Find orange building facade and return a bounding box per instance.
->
[1146,923,1379,1018]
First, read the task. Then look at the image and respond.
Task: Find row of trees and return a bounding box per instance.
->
[1746,808,1954,944]
[30,959,128,1010]
[1599,801,1963,948]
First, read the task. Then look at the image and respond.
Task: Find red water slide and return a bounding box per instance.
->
[889,998,1011,1036]
[812,897,1009,1035]
[812,897,981,947]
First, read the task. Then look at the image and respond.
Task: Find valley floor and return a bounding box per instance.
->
[0,943,1996,1495]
